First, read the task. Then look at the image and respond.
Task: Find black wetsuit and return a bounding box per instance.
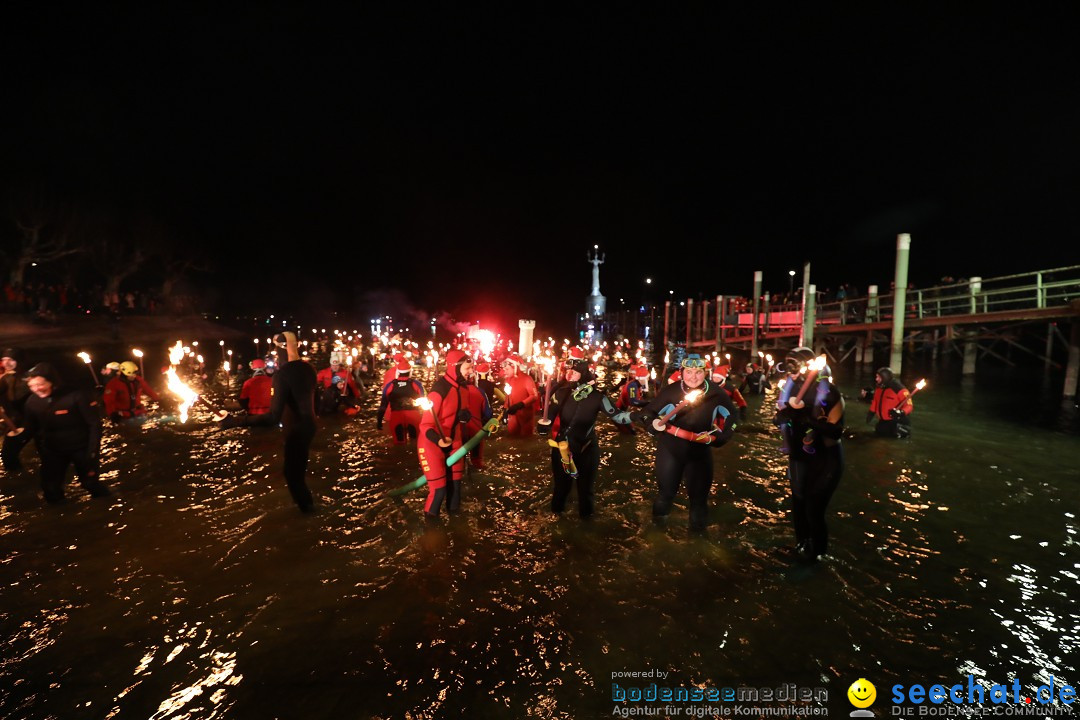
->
[1,372,31,471]
[773,377,844,559]
[22,387,108,503]
[544,381,630,518]
[638,381,736,531]
[740,369,768,395]
[271,360,318,511]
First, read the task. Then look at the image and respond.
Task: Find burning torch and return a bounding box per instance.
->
[787,355,827,410]
[132,348,145,377]
[77,352,99,386]
[654,389,703,431]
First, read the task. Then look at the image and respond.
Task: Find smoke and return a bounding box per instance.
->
[433,311,471,335]
[350,288,472,336]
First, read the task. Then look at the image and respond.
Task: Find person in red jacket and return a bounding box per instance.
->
[377,360,425,444]
[315,353,362,416]
[500,354,538,436]
[241,359,273,415]
[220,358,277,429]
[617,364,651,411]
[382,352,408,387]
[867,367,914,438]
[102,361,161,421]
[416,349,492,519]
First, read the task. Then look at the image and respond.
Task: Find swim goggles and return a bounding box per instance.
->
[681,355,707,369]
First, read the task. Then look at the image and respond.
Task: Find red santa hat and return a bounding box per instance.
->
[475,362,491,375]
[395,359,412,375]
[504,354,526,371]
[634,365,649,379]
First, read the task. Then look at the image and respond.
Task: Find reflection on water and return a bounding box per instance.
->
[1,364,1078,718]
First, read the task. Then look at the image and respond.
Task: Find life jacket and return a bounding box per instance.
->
[103,376,149,417]
[240,374,273,415]
[871,381,913,420]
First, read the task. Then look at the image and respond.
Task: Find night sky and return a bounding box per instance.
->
[3,5,1078,334]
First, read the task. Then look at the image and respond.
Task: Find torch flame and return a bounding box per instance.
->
[503,383,512,396]
[915,379,927,391]
[132,348,143,358]
[808,355,827,373]
[415,397,433,412]
[165,367,199,423]
[78,352,91,365]
[684,389,703,403]
[168,341,184,366]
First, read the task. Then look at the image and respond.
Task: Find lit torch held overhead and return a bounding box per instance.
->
[787,355,827,409]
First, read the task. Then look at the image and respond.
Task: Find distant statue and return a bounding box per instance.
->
[588,249,605,296]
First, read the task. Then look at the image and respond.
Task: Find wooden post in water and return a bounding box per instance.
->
[802,284,817,351]
[798,264,811,346]
[1045,323,1055,376]
[1064,322,1079,399]
[686,298,694,348]
[763,292,771,333]
[866,284,879,322]
[701,300,708,343]
[962,329,978,376]
[715,295,724,353]
[889,233,911,375]
[862,331,875,369]
[751,271,762,358]
[656,302,665,351]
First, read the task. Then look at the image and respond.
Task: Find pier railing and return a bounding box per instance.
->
[647,264,1080,347]
[811,264,1080,326]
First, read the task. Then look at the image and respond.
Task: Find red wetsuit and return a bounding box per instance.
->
[417,359,491,517]
[378,377,425,444]
[870,384,913,420]
[240,374,273,415]
[502,372,538,437]
[102,375,160,419]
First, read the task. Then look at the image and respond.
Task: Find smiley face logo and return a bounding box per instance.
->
[847,678,876,708]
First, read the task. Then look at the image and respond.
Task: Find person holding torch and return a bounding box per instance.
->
[633,354,737,532]
[102,361,161,422]
[270,332,318,512]
[500,354,538,437]
[773,347,845,561]
[416,349,493,519]
[376,360,425,444]
[542,347,633,519]
[865,367,915,439]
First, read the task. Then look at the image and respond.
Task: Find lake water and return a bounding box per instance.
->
[2,351,1078,719]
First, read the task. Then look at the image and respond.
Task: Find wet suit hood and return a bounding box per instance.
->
[445,349,470,385]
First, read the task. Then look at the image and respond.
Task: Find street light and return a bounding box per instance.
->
[788,270,796,297]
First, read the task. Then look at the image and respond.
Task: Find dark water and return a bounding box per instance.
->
[1,355,1078,719]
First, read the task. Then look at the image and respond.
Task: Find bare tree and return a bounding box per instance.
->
[86,212,150,298]
[158,244,211,301]
[6,195,83,286]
